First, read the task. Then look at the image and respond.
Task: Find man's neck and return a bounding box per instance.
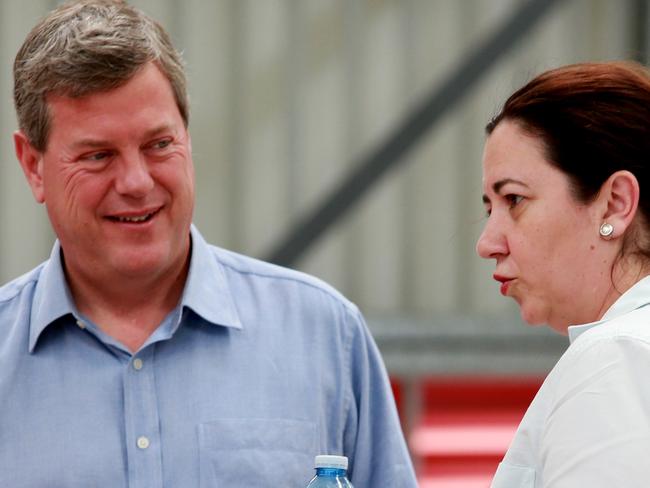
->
[65,256,190,353]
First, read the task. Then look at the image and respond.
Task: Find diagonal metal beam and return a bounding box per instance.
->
[264,0,563,267]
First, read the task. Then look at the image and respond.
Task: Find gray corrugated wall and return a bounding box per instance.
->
[0,0,635,356]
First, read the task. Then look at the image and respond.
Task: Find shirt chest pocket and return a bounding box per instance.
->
[198,418,316,488]
[491,462,536,488]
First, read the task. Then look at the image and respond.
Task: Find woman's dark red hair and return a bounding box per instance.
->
[488,62,650,218]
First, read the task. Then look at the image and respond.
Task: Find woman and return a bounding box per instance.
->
[477,61,650,487]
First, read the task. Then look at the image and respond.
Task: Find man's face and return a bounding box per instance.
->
[19,62,195,285]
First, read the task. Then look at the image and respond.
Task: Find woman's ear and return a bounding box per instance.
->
[599,170,640,238]
[14,131,45,203]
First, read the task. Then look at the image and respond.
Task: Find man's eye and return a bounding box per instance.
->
[152,139,172,150]
[84,151,111,161]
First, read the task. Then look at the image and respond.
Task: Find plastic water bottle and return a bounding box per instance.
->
[306,455,354,487]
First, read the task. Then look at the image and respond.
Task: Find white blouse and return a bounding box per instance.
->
[491,276,650,488]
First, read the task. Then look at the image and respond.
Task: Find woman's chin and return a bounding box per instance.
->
[519,307,547,327]
[520,309,570,335]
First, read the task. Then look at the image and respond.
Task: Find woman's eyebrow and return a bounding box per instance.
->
[493,177,529,194]
[483,178,530,204]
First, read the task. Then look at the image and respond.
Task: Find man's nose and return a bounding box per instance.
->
[114,152,155,197]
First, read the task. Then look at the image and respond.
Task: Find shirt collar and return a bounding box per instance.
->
[29,224,242,352]
[182,224,242,330]
[29,241,78,352]
[568,275,650,343]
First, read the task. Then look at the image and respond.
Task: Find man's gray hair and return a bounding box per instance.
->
[13,0,189,151]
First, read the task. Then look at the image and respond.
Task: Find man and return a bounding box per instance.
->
[2,1,417,486]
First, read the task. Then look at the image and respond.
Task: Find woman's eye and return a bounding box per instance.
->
[506,194,523,208]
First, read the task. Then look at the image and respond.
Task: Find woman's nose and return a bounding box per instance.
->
[476,217,508,259]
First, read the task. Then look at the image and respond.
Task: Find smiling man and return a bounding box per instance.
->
[1,1,417,487]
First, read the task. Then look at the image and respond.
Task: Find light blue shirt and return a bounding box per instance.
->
[0,225,416,487]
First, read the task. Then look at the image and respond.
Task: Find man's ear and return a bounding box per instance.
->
[14,131,45,203]
[599,170,640,238]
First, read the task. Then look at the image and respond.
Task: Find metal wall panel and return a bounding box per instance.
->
[0,0,636,372]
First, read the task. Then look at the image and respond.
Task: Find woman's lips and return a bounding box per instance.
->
[500,280,511,296]
[493,274,513,296]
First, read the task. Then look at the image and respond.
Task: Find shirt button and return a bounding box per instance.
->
[76,320,86,330]
[133,358,144,370]
[137,436,150,449]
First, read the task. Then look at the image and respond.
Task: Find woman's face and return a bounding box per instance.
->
[476,120,617,333]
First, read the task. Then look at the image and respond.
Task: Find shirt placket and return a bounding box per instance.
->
[123,346,163,487]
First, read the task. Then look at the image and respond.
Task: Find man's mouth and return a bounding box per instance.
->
[107,208,160,223]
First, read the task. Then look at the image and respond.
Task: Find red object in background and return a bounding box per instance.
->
[392,376,543,488]
[391,377,403,415]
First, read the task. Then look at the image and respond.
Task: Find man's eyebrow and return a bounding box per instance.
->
[70,124,176,149]
[142,123,175,139]
[70,138,111,149]
[482,178,529,205]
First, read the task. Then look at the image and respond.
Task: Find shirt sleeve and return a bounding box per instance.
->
[341,304,418,487]
[540,335,650,488]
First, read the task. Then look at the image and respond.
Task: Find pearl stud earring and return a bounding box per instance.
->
[599,222,614,238]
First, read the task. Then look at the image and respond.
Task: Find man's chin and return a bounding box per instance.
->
[108,251,169,278]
